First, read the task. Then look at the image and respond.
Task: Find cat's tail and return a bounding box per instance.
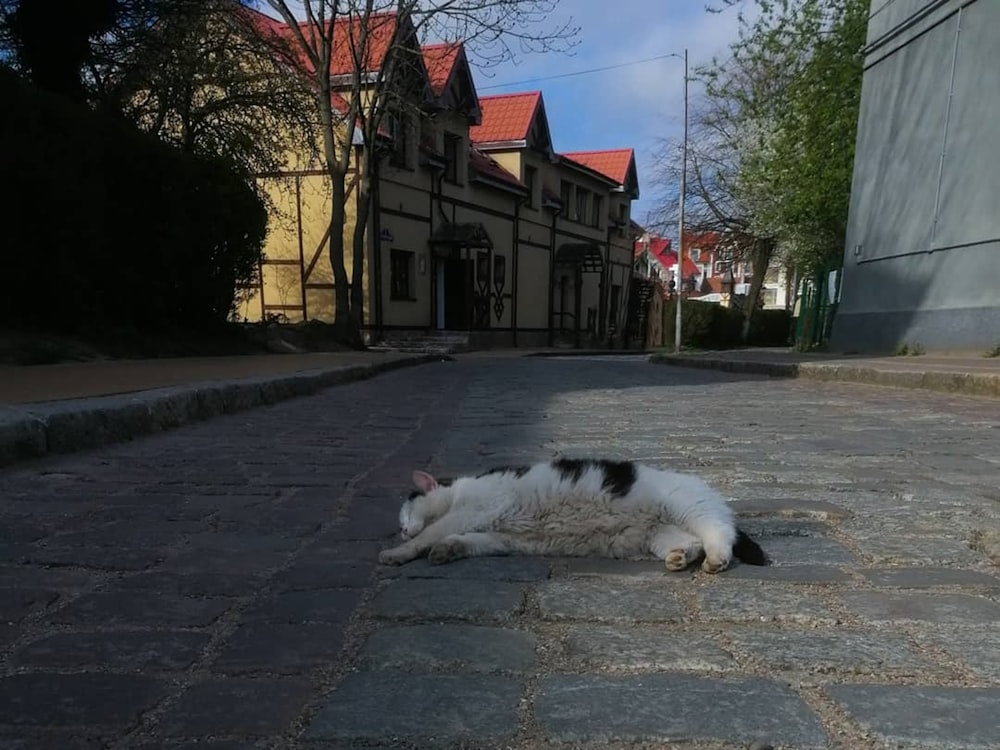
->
[732,528,768,566]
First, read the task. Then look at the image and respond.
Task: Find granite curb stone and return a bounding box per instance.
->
[651,353,1000,398]
[0,355,442,467]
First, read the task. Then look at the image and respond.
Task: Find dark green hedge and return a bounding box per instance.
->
[0,68,266,333]
[663,299,791,349]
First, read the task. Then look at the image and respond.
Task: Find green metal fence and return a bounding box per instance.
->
[793,268,841,350]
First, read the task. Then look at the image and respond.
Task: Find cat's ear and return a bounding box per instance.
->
[412,470,439,494]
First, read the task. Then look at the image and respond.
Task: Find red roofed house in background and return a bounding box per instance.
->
[234,7,643,349]
[632,229,792,309]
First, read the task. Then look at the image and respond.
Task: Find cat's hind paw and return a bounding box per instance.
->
[701,554,731,574]
[428,538,467,565]
[665,549,692,571]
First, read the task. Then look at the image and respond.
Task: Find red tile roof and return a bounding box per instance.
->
[421,43,462,96]
[561,149,634,185]
[242,7,386,121]
[469,91,541,144]
[264,12,398,77]
[684,230,721,251]
[329,13,397,76]
[634,237,700,278]
[634,236,671,258]
[470,148,526,191]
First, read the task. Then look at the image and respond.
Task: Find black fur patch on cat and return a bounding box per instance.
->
[598,460,637,496]
[552,458,637,497]
[408,476,454,498]
[552,457,589,483]
[733,528,768,566]
[477,465,530,479]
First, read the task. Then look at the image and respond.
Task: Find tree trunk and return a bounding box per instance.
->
[351,167,371,330]
[328,171,351,322]
[315,87,354,339]
[740,238,774,342]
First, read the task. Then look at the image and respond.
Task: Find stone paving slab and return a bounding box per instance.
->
[241,588,363,623]
[730,628,935,675]
[156,678,316,737]
[303,673,522,742]
[917,629,1000,682]
[723,563,852,583]
[46,591,232,628]
[826,684,1000,749]
[697,583,841,624]
[0,673,169,728]
[753,534,856,566]
[210,623,349,675]
[563,625,734,672]
[535,674,828,747]
[379,557,551,581]
[371,579,526,621]
[359,624,537,673]
[9,631,211,671]
[859,566,1000,589]
[536,580,685,622]
[556,558,680,577]
[841,591,1000,625]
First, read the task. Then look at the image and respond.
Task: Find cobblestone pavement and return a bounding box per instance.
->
[1,355,999,749]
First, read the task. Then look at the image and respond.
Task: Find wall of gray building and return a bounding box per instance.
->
[830,0,1000,352]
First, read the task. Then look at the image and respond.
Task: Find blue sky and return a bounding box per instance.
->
[465,1,753,228]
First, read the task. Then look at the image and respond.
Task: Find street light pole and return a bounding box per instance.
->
[675,47,688,353]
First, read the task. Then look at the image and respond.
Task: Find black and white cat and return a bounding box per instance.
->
[379,458,767,573]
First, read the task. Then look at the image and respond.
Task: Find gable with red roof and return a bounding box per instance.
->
[562,149,640,199]
[470,91,553,153]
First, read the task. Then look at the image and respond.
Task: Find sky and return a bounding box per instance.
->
[464,0,754,229]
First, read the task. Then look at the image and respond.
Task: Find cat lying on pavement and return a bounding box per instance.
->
[379,458,767,573]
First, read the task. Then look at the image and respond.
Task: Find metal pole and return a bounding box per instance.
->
[675,48,688,353]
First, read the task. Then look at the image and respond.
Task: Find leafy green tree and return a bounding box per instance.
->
[651,0,867,340]
[707,0,868,274]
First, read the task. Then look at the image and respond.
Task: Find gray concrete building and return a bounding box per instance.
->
[830,0,1000,352]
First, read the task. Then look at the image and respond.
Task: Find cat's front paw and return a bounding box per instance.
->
[428,539,466,565]
[379,547,409,566]
[665,549,691,571]
[701,554,731,574]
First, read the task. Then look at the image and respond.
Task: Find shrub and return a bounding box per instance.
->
[748,309,792,346]
[662,300,791,349]
[663,299,743,349]
[0,69,266,334]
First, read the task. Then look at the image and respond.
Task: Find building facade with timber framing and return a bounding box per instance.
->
[235,9,641,348]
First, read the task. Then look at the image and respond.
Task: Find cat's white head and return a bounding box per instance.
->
[398,470,445,539]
